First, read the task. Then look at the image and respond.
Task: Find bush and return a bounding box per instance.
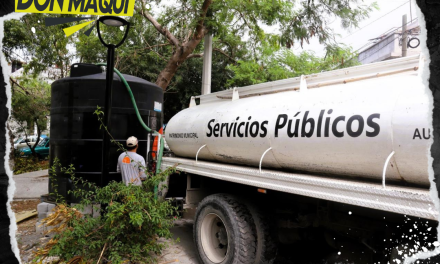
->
[34,158,178,263]
[34,106,178,263]
[13,157,49,175]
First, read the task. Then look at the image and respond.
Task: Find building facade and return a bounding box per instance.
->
[358,20,421,64]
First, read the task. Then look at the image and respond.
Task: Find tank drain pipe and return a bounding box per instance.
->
[382,151,395,188]
[196,145,207,164]
[259,147,272,173]
[96,63,164,198]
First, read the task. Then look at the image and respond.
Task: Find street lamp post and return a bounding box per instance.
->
[97,16,130,187]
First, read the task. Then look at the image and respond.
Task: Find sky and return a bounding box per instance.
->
[296,0,418,56]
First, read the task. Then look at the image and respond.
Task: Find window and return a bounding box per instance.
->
[38,138,48,147]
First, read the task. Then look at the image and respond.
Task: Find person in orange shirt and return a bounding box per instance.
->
[116,136,147,186]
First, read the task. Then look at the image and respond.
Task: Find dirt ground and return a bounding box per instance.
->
[11,199,40,212]
[12,199,50,263]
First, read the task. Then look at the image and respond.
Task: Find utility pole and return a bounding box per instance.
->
[201,34,212,95]
[402,14,408,57]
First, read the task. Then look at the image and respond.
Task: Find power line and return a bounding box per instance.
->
[356,17,418,54]
[332,19,418,70]
[343,1,410,39]
[354,41,375,54]
[375,17,418,40]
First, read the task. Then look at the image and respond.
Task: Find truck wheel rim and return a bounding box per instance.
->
[201,213,229,263]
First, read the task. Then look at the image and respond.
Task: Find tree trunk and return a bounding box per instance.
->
[156,40,206,90]
[7,123,15,171]
[138,0,212,90]
[31,118,41,159]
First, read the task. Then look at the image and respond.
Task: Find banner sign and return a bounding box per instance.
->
[15,0,135,16]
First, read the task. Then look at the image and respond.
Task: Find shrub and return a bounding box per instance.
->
[34,105,178,263]
[34,158,178,263]
[13,157,49,175]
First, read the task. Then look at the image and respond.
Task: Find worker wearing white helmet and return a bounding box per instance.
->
[116,136,147,186]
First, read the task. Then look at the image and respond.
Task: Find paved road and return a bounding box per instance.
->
[13,169,49,199]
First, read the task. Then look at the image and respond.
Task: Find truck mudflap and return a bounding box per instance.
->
[161,157,438,221]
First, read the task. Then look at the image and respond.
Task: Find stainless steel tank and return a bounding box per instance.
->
[165,61,431,187]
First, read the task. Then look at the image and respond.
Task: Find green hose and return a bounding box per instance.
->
[96,63,163,198]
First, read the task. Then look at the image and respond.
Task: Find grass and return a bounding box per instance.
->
[13,157,50,175]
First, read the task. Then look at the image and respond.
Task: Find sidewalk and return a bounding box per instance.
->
[13,169,49,199]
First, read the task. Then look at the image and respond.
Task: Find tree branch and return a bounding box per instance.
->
[187,53,204,59]
[97,242,108,264]
[136,3,180,48]
[182,0,212,60]
[214,48,237,64]
[136,34,168,62]
[32,117,41,156]
[192,0,212,41]
[9,77,30,96]
[148,0,212,90]
[10,85,27,97]
[234,8,252,30]
[145,43,171,50]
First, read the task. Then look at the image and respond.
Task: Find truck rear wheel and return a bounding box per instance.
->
[194,194,257,264]
[246,203,277,264]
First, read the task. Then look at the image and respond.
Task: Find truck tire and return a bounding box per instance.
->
[194,194,257,264]
[246,203,277,264]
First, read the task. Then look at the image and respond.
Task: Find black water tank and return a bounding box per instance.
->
[49,64,163,202]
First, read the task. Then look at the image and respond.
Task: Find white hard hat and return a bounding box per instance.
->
[126,136,138,147]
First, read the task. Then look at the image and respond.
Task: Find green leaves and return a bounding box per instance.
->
[10,74,50,157]
[13,157,49,175]
[6,1,375,126]
[39,158,178,263]
[129,211,145,228]
[4,13,76,79]
[226,45,360,87]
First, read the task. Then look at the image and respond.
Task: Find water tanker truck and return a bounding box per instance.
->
[161,55,439,264]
